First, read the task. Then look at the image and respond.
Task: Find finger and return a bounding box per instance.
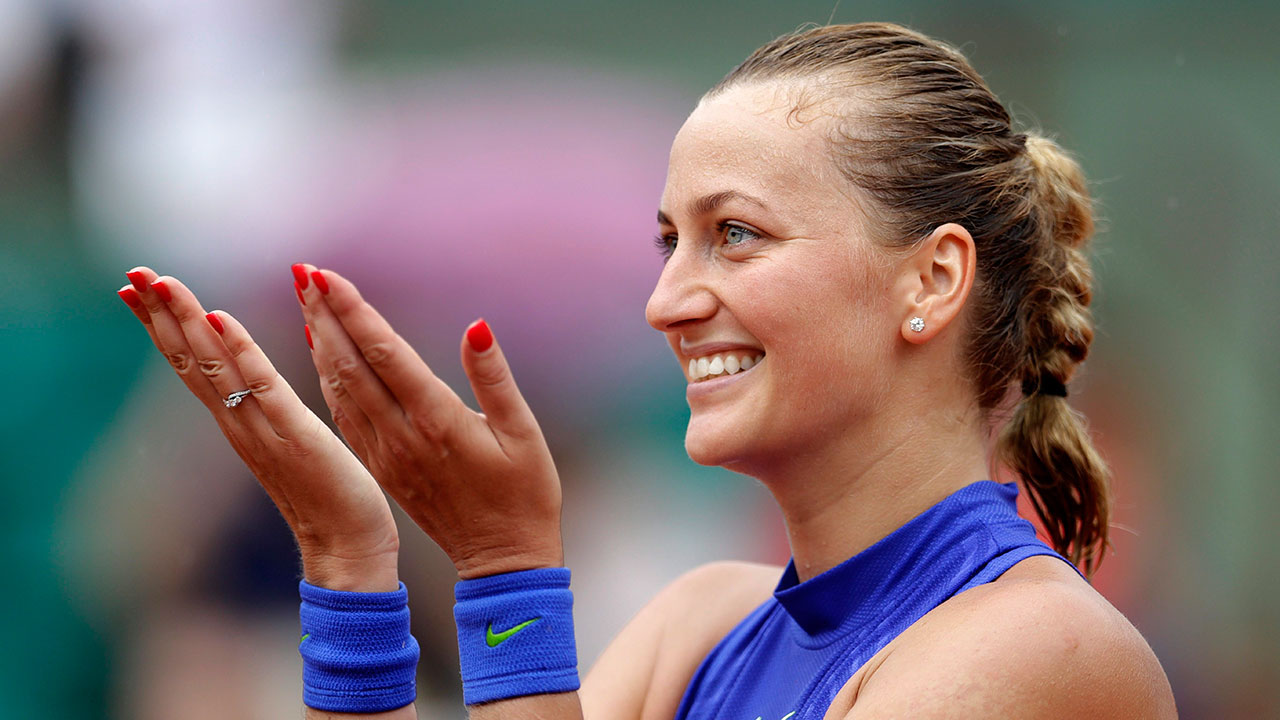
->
[459,319,540,439]
[120,268,163,349]
[305,267,458,418]
[212,310,326,438]
[313,345,371,461]
[125,267,225,411]
[290,262,309,306]
[160,275,258,410]
[139,273,288,442]
[122,268,228,418]
[293,264,381,449]
[117,284,159,346]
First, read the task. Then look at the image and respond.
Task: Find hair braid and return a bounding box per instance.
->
[998,135,1112,574]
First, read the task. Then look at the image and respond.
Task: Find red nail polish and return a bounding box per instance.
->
[126,270,148,293]
[291,263,309,289]
[295,282,306,306]
[310,271,329,295]
[466,319,493,352]
[206,312,225,334]
[305,324,313,349]
[118,287,142,309]
[151,279,173,302]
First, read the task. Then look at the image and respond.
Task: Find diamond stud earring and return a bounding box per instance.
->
[909,316,925,333]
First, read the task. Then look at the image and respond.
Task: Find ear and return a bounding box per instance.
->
[897,222,976,344]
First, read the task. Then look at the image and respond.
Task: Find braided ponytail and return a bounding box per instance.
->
[997,135,1112,574]
[713,23,1113,573]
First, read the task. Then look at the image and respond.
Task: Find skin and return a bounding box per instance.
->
[119,79,1176,719]
[116,266,408,720]
[648,82,992,582]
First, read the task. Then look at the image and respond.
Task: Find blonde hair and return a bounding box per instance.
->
[711,22,1111,573]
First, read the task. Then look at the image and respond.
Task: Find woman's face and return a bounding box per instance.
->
[646,82,902,475]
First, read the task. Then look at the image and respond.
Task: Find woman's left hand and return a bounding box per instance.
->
[292,264,564,580]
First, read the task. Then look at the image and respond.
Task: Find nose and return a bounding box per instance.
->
[645,247,717,332]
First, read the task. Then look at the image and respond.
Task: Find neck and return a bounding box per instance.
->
[747,402,992,582]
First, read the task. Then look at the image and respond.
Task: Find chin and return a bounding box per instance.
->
[684,419,754,470]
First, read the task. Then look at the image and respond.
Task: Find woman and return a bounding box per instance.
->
[117,22,1176,719]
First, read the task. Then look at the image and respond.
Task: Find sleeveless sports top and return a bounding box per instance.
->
[673,480,1082,720]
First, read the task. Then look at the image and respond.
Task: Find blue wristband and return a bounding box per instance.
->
[298,580,420,712]
[454,567,580,705]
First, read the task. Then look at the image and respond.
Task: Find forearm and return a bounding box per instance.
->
[469,692,585,720]
[308,704,418,720]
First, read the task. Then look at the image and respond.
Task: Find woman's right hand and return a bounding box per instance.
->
[117,266,401,592]
[293,266,565,581]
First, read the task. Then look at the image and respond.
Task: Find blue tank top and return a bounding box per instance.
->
[674,480,1082,720]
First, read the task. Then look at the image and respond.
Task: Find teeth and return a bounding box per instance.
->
[687,353,764,381]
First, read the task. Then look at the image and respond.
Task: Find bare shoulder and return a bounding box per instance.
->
[582,561,781,720]
[655,560,782,623]
[840,556,1177,719]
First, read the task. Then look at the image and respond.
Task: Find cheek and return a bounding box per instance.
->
[760,260,895,398]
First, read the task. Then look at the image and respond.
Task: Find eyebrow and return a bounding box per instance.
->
[656,190,769,226]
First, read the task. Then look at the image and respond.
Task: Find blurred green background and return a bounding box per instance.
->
[1,1,1276,718]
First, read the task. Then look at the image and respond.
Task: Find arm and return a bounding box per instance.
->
[118,267,415,720]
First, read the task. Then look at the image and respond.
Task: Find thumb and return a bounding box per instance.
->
[460,319,538,438]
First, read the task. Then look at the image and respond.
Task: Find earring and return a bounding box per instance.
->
[909,316,925,333]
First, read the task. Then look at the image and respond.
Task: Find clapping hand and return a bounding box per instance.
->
[292,264,564,580]
[117,267,401,592]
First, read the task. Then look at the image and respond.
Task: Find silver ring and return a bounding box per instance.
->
[223,389,252,408]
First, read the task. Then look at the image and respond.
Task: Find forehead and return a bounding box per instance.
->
[663,82,852,220]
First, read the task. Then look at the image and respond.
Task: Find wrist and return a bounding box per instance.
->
[301,548,400,592]
[299,579,419,712]
[454,542,564,580]
[453,567,579,705]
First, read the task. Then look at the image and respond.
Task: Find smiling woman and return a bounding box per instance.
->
[119,21,1175,720]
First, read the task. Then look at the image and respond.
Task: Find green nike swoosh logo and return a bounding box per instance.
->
[486,617,541,647]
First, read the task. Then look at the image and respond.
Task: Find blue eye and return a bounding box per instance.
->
[653,223,759,261]
[723,224,760,247]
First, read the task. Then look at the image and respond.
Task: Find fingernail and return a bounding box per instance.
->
[205,312,225,334]
[126,270,148,293]
[117,286,142,309]
[295,282,306,306]
[305,324,313,349]
[466,319,493,352]
[310,271,329,295]
[291,263,309,289]
[151,279,173,302]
